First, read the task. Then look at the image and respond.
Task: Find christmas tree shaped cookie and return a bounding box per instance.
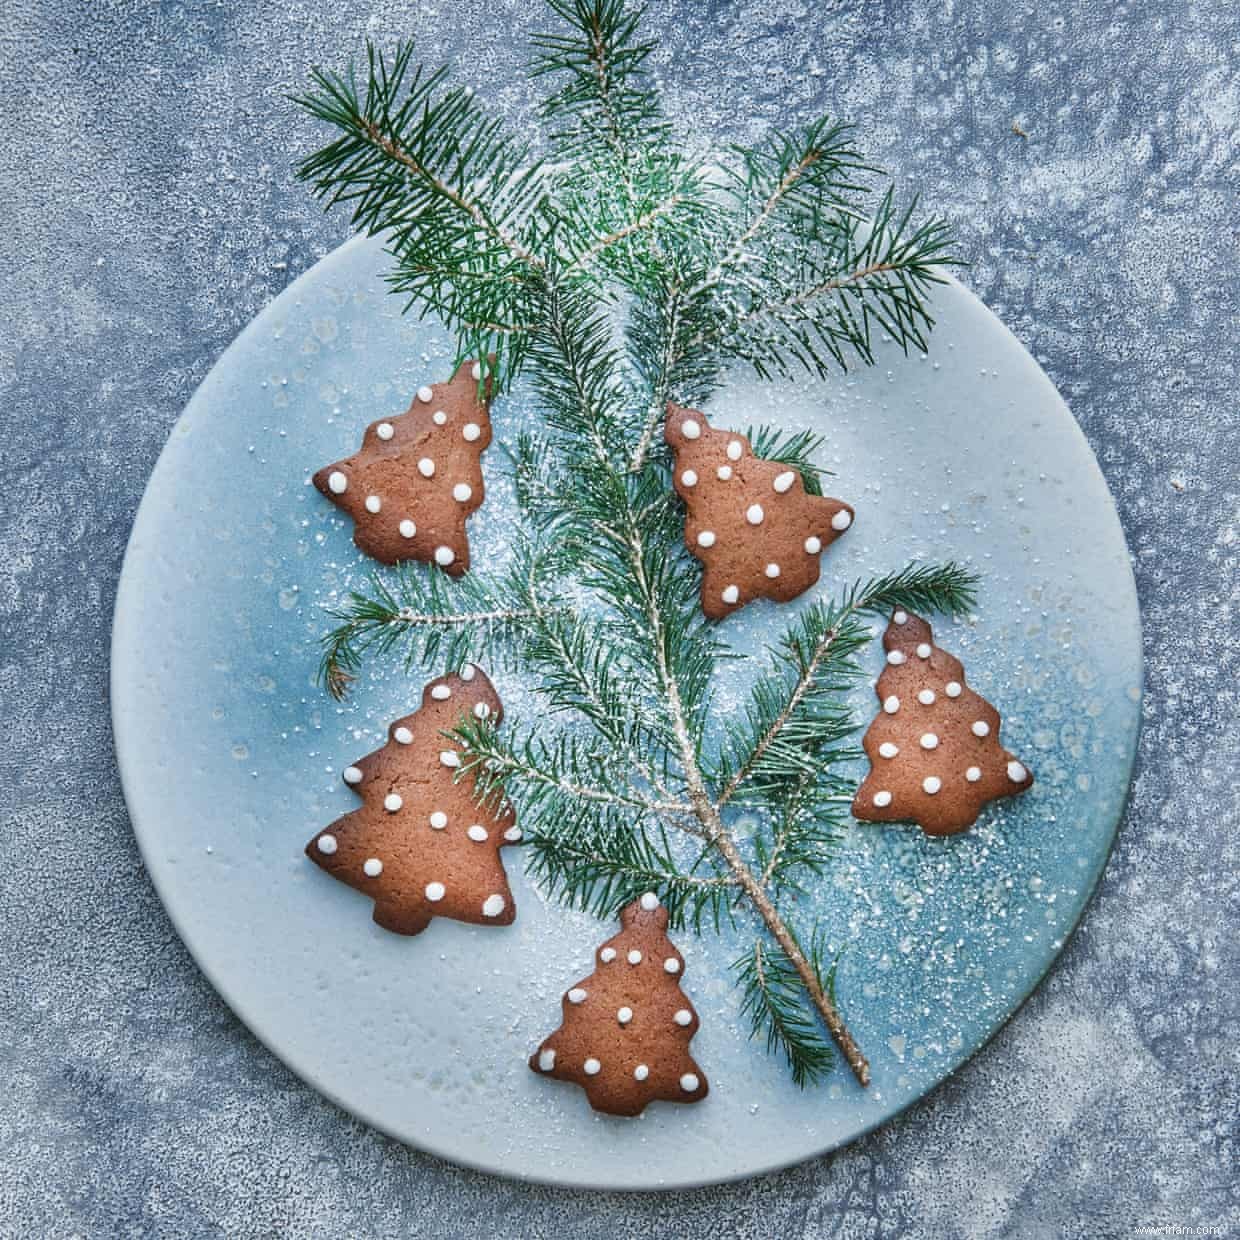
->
[306,665,520,934]
[664,403,854,619]
[852,611,1034,835]
[529,893,709,1116]
[312,359,493,575]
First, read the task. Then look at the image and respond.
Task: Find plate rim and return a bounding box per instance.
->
[110,232,1143,1190]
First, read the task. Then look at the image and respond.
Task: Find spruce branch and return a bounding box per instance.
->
[297,2,966,1091]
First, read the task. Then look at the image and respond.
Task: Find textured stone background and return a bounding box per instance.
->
[2,1,1236,1236]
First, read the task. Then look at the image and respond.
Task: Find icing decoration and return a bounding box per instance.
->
[745,503,765,525]
[394,726,413,744]
[887,650,907,665]
[726,440,743,461]
[883,695,900,714]
[918,688,936,705]
[721,585,740,605]
[640,892,659,910]
[433,410,447,425]
[773,471,795,493]
[681,418,701,440]
[365,494,382,514]
[471,361,482,381]
[383,793,403,812]
[680,1073,699,1092]
[922,776,942,794]
[765,563,781,578]
[674,1009,692,1026]
[567,988,588,1004]
[697,530,716,548]
[364,857,383,877]
[617,1006,633,1024]
[424,881,445,901]
[434,546,455,566]
[538,1049,556,1071]
[873,790,893,807]
[399,519,416,538]
[343,766,363,784]
[663,958,680,974]
[971,720,990,737]
[894,610,908,624]
[916,643,932,659]
[584,1058,602,1075]
[317,834,338,854]
[1007,761,1027,782]
[878,742,899,758]
[627,949,643,965]
[462,422,481,441]
[945,681,963,697]
[417,385,433,403]
[439,750,461,768]
[717,465,733,480]
[473,701,490,718]
[966,766,982,782]
[376,422,395,440]
[431,684,452,700]
[417,457,435,478]
[831,509,852,530]
[503,825,522,841]
[327,470,348,494]
[600,947,617,963]
[482,893,506,917]
[681,469,698,487]
[920,733,939,750]
[805,536,822,554]
[467,825,489,841]
[460,665,476,680]
[634,1065,650,1081]
[429,811,448,829]
[452,483,473,502]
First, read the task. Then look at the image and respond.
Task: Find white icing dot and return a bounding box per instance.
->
[376,422,395,441]
[538,1048,556,1071]
[831,508,852,531]
[883,695,901,714]
[627,949,643,965]
[431,684,452,700]
[417,457,435,478]
[887,650,907,665]
[471,361,482,381]
[681,418,701,440]
[681,469,698,487]
[921,733,939,750]
[364,857,383,877]
[583,1058,601,1076]
[316,834,337,855]
[918,689,936,705]
[473,701,490,719]
[945,681,963,697]
[399,519,416,538]
[429,811,448,829]
[765,562,781,578]
[721,585,740,605]
[417,385,433,403]
[434,546,455,567]
[640,891,659,910]
[600,947,617,963]
[634,1064,649,1081]
[452,482,473,503]
[617,1006,633,1024]
[432,409,447,425]
[460,665,476,681]
[873,790,893,808]
[327,470,348,494]
[773,470,796,493]
[1007,761,1028,782]
[804,536,822,554]
[923,775,942,795]
[894,610,908,624]
[467,825,488,842]
[365,494,382,514]
[503,824,522,842]
[673,1009,692,1027]
[680,1073,700,1092]
[383,793,403,813]
[745,503,765,525]
[972,720,991,737]
[716,465,733,480]
[424,881,445,902]
[482,893,506,917]
[696,530,716,548]
[878,742,899,759]
[439,750,460,768]
[390,726,411,745]
[726,439,743,461]
[567,988,588,1004]
[664,957,680,974]
[916,643,932,659]
[966,766,982,782]
[343,765,363,784]
[462,422,481,442]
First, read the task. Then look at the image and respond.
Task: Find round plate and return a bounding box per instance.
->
[112,234,1140,1190]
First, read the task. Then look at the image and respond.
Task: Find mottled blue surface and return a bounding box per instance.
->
[1,1,1236,1236]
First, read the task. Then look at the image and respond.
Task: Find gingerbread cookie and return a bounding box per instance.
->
[664,403,854,620]
[529,893,709,1117]
[852,611,1034,835]
[306,665,520,934]
[312,359,493,574]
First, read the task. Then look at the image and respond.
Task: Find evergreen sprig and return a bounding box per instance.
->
[297,0,967,1089]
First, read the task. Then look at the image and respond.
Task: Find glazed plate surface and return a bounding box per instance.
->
[112,234,1141,1189]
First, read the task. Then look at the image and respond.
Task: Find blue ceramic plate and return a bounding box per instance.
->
[112,234,1140,1189]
